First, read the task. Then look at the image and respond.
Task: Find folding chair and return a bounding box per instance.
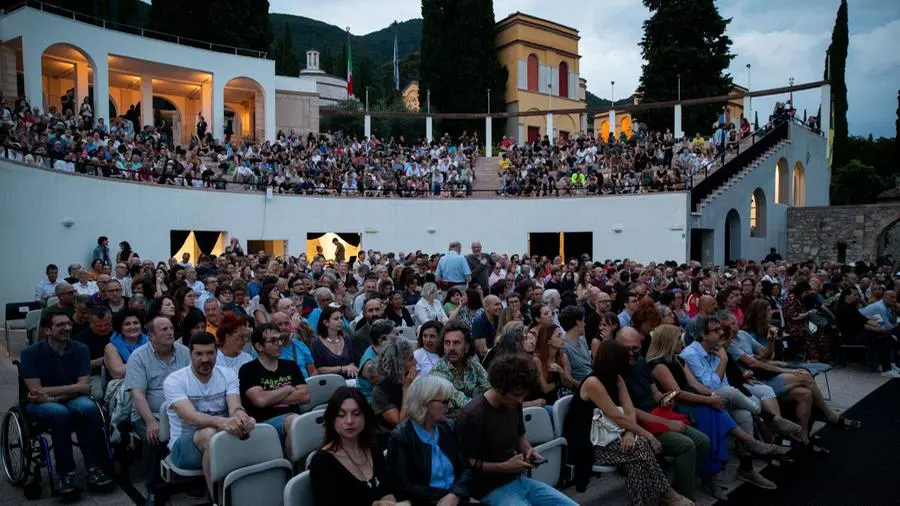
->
[283,471,313,506]
[550,395,615,475]
[522,406,568,487]
[289,409,326,471]
[157,403,204,482]
[4,301,42,354]
[24,309,42,347]
[304,374,346,412]
[396,326,417,343]
[209,424,291,506]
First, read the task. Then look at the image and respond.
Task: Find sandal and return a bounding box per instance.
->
[831,417,862,430]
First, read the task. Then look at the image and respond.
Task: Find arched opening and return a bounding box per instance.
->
[599,119,610,144]
[792,161,806,207]
[225,77,265,141]
[64,87,116,118]
[527,54,539,92]
[725,209,741,263]
[40,43,101,123]
[774,157,789,204]
[876,219,900,263]
[750,188,767,237]
[558,61,569,97]
[135,96,180,143]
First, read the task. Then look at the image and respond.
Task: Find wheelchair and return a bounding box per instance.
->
[0,360,113,499]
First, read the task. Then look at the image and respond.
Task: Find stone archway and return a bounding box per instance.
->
[792,161,806,207]
[875,217,900,263]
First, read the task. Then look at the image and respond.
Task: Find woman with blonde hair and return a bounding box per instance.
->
[413,282,448,326]
[646,325,780,486]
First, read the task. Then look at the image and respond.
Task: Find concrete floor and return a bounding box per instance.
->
[0,328,888,505]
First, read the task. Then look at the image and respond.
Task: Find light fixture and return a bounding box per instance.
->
[612,226,623,233]
[61,218,74,228]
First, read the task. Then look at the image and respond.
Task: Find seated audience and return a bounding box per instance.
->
[125,316,190,501]
[180,308,208,347]
[471,294,502,357]
[387,375,473,505]
[357,319,396,401]
[414,282,449,326]
[312,304,358,379]
[372,337,417,448]
[20,309,113,495]
[458,353,577,505]
[239,323,310,454]
[163,331,255,496]
[413,320,443,377]
[385,290,415,327]
[530,324,578,406]
[309,387,402,506]
[559,306,592,381]
[73,305,113,399]
[215,312,253,371]
[430,320,491,420]
[836,287,900,377]
[271,311,318,378]
[563,340,692,505]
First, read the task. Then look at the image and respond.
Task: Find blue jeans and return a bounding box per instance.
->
[169,433,203,470]
[480,475,577,505]
[25,395,107,475]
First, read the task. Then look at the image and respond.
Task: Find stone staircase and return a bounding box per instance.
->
[472,156,502,198]
[695,139,789,213]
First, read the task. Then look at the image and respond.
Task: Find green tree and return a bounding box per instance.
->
[831,159,889,204]
[273,23,300,76]
[150,0,271,52]
[419,0,507,139]
[637,0,734,134]
[824,0,849,169]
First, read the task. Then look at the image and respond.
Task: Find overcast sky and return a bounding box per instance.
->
[270,0,900,137]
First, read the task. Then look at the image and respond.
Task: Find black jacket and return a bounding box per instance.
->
[387,419,472,505]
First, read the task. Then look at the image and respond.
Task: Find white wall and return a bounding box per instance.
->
[693,122,828,264]
[0,160,689,313]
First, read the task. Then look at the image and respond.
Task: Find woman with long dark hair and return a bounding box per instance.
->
[309,387,400,505]
[563,340,691,505]
[384,290,414,327]
[311,304,358,379]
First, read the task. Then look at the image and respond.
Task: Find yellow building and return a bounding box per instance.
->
[495,12,587,144]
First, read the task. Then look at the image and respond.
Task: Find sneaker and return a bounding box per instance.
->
[56,472,80,495]
[880,369,900,378]
[86,466,113,488]
[744,438,779,456]
[768,416,801,435]
[737,468,777,490]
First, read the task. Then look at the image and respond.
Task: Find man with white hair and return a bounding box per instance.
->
[435,241,471,291]
[542,289,561,327]
[467,241,495,292]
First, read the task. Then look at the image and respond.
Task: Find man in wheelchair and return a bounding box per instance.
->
[19,309,113,495]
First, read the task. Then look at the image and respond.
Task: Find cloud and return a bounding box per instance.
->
[272,0,899,136]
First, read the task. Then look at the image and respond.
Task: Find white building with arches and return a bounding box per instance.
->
[0,4,346,142]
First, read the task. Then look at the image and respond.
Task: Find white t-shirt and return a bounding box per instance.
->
[414,348,440,377]
[163,365,238,450]
[216,350,253,372]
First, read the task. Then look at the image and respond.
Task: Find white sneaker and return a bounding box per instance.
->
[880,369,900,378]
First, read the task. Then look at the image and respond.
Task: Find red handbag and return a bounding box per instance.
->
[640,406,691,434]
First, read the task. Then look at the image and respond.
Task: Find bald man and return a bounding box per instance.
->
[585,288,613,345]
[617,327,710,500]
[472,295,503,357]
[685,295,717,345]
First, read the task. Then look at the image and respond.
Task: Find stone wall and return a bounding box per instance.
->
[786,203,900,263]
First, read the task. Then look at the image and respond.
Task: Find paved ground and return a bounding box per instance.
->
[0,328,886,505]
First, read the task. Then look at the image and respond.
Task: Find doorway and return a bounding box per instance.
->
[528,232,593,260]
[724,209,741,264]
[306,233,362,263]
[170,230,226,261]
[527,126,540,143]
[247,240,288,258]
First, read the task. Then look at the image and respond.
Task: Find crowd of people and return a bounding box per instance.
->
[20,233,896,505]
[1,94,481,198]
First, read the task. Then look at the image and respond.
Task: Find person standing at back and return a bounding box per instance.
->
[466,241,495,292]
[435,241,471,291]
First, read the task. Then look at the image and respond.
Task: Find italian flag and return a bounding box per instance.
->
[346,30,354,97]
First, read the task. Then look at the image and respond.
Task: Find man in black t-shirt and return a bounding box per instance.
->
[73,306,113,399]
[457,354,577,505]
[238,323,309,455]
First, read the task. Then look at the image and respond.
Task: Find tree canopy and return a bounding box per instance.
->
[149,0,272,52]
[824,0,849,169]
[637,0,734,134]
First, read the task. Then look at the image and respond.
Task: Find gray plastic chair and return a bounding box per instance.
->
[284,471,313,505]
[551,395,571,438]
[522,406,567,487]
[157,403,204,481]
[396,326,417,343]
[289,409,326,470]
[24,309,41,346]
[209,424,292,506]
[304,374,346,412]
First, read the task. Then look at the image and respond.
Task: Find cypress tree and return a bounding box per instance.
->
[419,0,507,136]
[824,0,849,169]
[637,0,734,135]
[274,23,300,76]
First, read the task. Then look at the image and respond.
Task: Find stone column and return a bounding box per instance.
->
[674,104,683,139]
[426,116,433,143]
[364,114,371,139]
[201,80,212,138]
[546,113,554,140]
[212,77,226,140]
[485,116,493,157]
[93,54,109,129]
[140,74,153,127]
[74,62,89,112]
[21,35,43,113]
[608,110,616,140]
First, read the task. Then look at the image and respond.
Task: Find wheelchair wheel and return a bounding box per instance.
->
[1,408,31,486]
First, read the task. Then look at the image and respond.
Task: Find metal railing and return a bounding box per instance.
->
[689,119,790,211]
[2,0,270,59]
[1,143,695,200]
